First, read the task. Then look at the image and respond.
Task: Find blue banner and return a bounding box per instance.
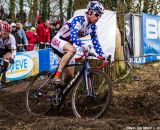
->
[142,13,160,55]
[39,49,58,72]
[130,55,160,64]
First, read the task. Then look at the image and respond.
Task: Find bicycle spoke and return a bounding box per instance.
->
[72,69,112,118]
[26,71,55,116]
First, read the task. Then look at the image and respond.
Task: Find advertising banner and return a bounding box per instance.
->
[142,13,160,55]
[133,14,141,57]
[130,55,160,64]
[6,51,39,81]
[39,49,58,72]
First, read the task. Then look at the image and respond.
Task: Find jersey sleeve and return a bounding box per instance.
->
[8,34,16,50]
[70,16,84,47]
[90,24,104,56]
[9,34,17,58]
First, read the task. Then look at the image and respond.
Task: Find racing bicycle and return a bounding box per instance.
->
[26,49,112,118]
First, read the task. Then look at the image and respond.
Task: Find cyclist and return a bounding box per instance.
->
[0,21,16,88]
[51,1,106,87]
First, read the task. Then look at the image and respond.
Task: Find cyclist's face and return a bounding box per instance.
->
[89,11,102,23]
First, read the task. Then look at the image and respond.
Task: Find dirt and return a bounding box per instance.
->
[0,62,160,130]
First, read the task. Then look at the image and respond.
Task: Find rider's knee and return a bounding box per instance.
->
[68,47,77,55]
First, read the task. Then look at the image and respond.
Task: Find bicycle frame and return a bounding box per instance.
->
[57,54,108,108]
[33,50,107,109]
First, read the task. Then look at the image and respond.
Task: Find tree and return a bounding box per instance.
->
[59,0,63,24]
[16,0,27,24]
[41,0,49,21]
[28,0,38,26]
[73,0,88,11]
[67,0,73,19]
[9,0,16,22]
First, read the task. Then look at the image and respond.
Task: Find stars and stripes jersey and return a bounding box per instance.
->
[58,13,104,56]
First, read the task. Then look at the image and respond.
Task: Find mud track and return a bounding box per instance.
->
[0,62,160,130]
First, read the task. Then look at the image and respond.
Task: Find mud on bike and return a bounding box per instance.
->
[26,49,112,118]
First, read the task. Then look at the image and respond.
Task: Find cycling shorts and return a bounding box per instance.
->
[51,33,75,64]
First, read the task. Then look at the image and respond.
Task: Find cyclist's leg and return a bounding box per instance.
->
[2,52,11,81]
[51,34,76,81]
[62,66,75,84]
[56,43,76,75]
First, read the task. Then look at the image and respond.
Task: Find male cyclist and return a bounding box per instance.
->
[51,1,106,87]
[0,21,16,88]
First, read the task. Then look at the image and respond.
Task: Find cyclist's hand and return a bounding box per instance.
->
[103,55,111,61]
[81,46,88,53]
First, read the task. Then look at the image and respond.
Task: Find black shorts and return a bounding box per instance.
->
[52,47,64,58]
[51,36,73,58]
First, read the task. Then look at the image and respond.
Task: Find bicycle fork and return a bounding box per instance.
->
[83,63,95,97]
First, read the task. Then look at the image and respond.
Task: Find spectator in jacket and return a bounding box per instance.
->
[10,23,24,52]
[36,19,50,49]
[16,22,28,51]
[26,27,39,51]
[50,22,57,41]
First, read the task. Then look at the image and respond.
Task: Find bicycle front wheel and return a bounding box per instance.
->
[26,71,55,116]
[72,69,112,118]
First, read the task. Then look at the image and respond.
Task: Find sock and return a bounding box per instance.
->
[54,70,62,79]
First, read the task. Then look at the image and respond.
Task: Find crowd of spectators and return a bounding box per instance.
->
[2,16,61,52]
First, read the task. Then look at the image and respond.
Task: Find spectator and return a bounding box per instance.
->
[36,15,42,25]
[26,27,39,51]
[16,22,28,51]
[10,23,24,52]
[36,19,50,49]
[50,22,57,41]
[56,19,61,30]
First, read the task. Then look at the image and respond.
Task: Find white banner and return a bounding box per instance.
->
[74,9,116,60]
[133,14,141,57]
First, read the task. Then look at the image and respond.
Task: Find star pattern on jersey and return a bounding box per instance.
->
[70,16,85,46]
[90,24,104,56]
[69,15,104,56]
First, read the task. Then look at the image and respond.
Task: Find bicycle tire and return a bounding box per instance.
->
[26,71,55,116]
[72,69,112,118]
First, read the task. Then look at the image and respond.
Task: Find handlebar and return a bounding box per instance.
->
[75,50,110,70]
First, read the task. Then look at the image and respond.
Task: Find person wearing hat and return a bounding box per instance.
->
[10,23,23,52]
[0,21,16,88]
[26,27,39,51]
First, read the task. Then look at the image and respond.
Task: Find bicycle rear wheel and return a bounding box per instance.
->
[26,71,55,116]
[72,69,112,118]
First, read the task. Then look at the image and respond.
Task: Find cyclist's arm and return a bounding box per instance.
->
[90,25,104,56]
[70,17,84,47]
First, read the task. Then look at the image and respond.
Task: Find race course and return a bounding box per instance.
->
[0,62,160,130]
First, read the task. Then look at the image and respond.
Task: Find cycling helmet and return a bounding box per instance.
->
[0,21,10,32]
[87,1,104,14]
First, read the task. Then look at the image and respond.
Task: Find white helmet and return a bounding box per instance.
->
[87,1,104,14]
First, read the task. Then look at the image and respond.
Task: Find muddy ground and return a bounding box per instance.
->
[0,62,160,130]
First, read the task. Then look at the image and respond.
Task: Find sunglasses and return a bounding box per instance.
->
[94,13,102,17]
